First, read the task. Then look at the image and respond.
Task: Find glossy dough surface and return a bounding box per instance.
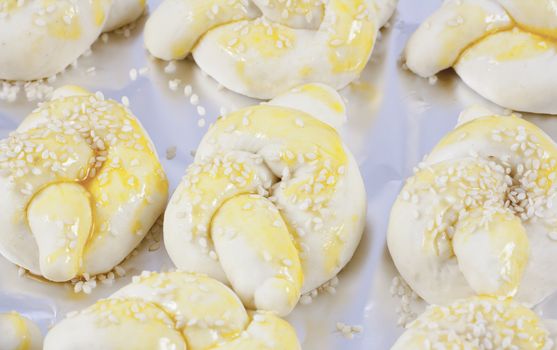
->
[389,110,557,306]
[164,83,366,316]
[0,0,146,80]
[44,271,301,350]
[0,86,168,282]
[145,0,398,98]
[0,312,43,350]
[391,296,556,350]
[405,0,557,114]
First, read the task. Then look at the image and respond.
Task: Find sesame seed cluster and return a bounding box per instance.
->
[389,113,557,349]
[392,296,554,350]
[1,92,142,187]
[253,0,326,27]
[390,115,557,306]
[44,271,301,350]
[0,86,168,283]
[0,0,77,27]
[145,0,396,98]
[164,86,366,317]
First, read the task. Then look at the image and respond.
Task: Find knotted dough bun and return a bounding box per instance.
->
[164,83,366,316]
[44,271,301,350]
[145,0,397,98]
[389,108,557,306]
[391,296,557,350]
[405,0,557,114]
[0,85,168,282]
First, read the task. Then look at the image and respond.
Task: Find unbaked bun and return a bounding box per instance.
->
[164,83,366,316]
[145,0,397,98]
[44,271,301,350]
[0,312,42,350]
[389,108,557,306]
[392,296,556,349]
[0,0,145,80]
[405,0,557,114]
[0,85,168,282]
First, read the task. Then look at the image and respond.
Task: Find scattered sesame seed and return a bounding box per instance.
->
[121,96,130,106]
[164,61,177,74]
[166,146,177,160]
[184,85,193,97]
[190,94,199,105]
[129,68,138,81]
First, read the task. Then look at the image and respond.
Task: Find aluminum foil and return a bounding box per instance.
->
[3,0,557,348]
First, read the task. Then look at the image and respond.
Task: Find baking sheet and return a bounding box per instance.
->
[3,0,557,348]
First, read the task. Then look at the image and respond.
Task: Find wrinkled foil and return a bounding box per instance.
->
[2,0,557,348]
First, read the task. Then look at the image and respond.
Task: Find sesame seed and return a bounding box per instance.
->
[168,79,180,91]
[184,85,193,97]
[166,146,177,160]
[129,68,138,81]
[190,94,199,105]
[164,61,177,74]
[34,18,46,26]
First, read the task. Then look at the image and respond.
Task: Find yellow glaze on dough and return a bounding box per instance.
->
[434,116,557,165]
[459,29,556,63]
[326,0,375,74]
[6,312,31,350]
[151,0,256,59]
[454,209,529,296]
[389,113,557,305]
[294,83,345,114]
[218,20,297,59]
[44,271,301,350]
[261,0,323,19]
[87,299,187,349]
[42,0,84,40]
[164,84,366,316]
[205,106,349,274]
[0,0,20,13]
[213,194,303,312]
[145,0,392,98]
[405,0,557,114]
[172,105,348,274]
[92,0,109,26]
[28,183,93,281]
[439,2,512,69]
[0,86,168,282]
[0,311,42,350]
[499,0,557,39]
[392,296,551,350]
[0,0,144,80]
